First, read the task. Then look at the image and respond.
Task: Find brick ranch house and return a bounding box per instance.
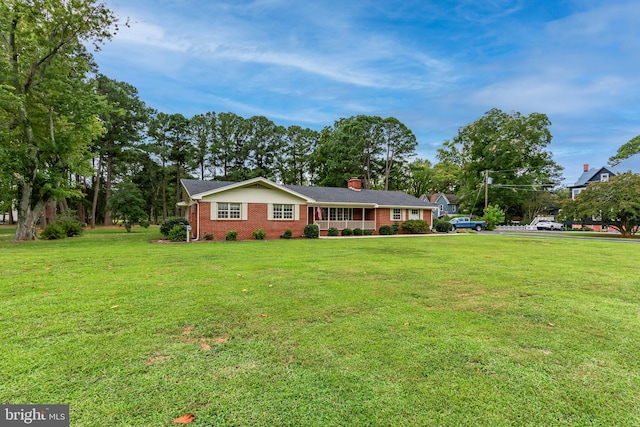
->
[179,177,437,240]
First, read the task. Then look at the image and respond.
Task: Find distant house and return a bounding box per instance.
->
[568,164,616,199]
[567,164,617,231]
[179,177,437,240]
[422,193,459,218]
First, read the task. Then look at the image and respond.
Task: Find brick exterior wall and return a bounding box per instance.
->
[374,208,432,234]
[188,203,432,240]
[193,202,307,241]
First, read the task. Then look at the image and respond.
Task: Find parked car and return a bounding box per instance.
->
[536,221,564,231]
[449,217,486,231]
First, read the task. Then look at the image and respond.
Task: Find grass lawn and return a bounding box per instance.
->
[1,226,639,426]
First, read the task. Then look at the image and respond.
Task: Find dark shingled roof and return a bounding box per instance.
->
[181,179,435,208]
[571,167,615,187]
[182,179,236,196]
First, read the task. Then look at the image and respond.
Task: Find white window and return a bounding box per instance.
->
[217,202,241,219]
[392,209,402,221]
[273,204,293,220]
[324,208,352,221]
[410,209,420,220]
[452,205,457,213]
[572,188,583,199]
[601,173,609,182]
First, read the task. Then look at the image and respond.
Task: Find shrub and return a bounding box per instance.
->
[168,224,187,242]
[55,210,84,237]
[401,219,430,234]
[160,217,190,237]
[61,220,83,237]
[41,223,66,240]
[327,227,339,236]
[363,229,374,235]
[139,219,151,229]
[341,228,353,236]
[483,205,505,231]
[252,228,266,240]
[204,232,214,241]
[392,222,400,234]
[304,224,320,239]
[353,228,363,236]
[225,230,238,241]
[280,229,293,239]
[379,225,394,235]
[434,219,453,233]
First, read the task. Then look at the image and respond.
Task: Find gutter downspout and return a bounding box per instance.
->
[193,201,200,241]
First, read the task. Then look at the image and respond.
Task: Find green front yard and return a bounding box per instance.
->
[1,227,639,426]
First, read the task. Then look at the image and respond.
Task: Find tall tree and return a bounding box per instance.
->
[211,112,250,181]
[437,108,562,217]
[314,116,384,188]
[146,112,192,217]
[279,125,319,185]
[92,75,148,227]
[405,158,435,198]
[381,117,418,191]
[190,112,214,180]
[245,115,283,180]
[165,113,191,216]
[0,0,118,240]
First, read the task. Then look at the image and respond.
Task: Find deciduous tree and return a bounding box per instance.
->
[437,109,562,218]
[0,0,118,240]
[609,135,640,166]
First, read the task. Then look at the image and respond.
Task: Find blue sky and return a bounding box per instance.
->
[94,0,640,185]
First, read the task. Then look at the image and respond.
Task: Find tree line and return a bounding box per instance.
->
[4,0,637,241]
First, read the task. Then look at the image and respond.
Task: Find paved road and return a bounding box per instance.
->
[492,230,640,243]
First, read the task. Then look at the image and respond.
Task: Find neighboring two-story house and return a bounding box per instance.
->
[567,164,617,231]
[568,164,616,199]
[422,193,459,218]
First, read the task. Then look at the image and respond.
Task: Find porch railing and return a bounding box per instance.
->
[315,220,376,231]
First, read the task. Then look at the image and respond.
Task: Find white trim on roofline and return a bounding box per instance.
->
[190,177,315,203]
[378,204,437,210]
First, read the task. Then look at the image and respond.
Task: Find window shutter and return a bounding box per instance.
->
[294,204,300,221]
[267,204,274,221]
[210,202,217,220]
[242,203,248,220]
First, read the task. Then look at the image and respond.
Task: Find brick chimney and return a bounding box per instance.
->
[347,177,362,191]
[583,164,589,172]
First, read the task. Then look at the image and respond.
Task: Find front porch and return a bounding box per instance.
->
[315,220,376,231]
[309,206,377,231]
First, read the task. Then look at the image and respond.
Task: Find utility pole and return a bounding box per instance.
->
[484,170,489,210]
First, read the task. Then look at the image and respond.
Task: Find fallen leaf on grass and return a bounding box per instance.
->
[403,322,410,326]
[42,292,49,298]
[110,305,119,309]
[173,413,195,424]
[261,313,268,318]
